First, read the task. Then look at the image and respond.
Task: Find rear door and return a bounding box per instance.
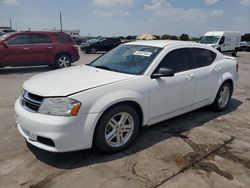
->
[28,34,54,65]
[188,47,219,107]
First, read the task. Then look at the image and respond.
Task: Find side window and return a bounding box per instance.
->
[54,34,73,43]
[30,34,51,44]
[189,48,217,69]
[7,34,30,45]
[157,48,190,73]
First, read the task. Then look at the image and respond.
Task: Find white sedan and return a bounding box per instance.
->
[15,40,239,153]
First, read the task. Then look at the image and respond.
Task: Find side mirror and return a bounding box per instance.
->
[151,68,175,79]
[0,40,8,48]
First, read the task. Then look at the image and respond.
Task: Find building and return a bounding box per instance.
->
[136,32,156,40]
[44,29,80,37]
[0,26,15,33]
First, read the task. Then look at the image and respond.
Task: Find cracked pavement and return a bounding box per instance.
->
[0,52,250,188]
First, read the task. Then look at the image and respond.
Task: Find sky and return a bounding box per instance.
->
[0,0,249,37]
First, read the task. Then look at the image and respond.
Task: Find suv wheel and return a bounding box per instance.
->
[94,105,139,153]
[212,82,232,111]
[55,54,71,68]
[90,47,97,54]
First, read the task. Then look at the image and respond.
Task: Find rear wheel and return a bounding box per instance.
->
[211,82,232,111]
[232,48,238,57]
[55,54,71,68]
[94,105,139,153]
[90,47,97,54]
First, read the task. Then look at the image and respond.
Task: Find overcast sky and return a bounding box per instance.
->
[0,0,249,37]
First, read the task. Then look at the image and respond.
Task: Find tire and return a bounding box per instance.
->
[211,82,232,112]
[94,104,140,153]
[55,54,72,68]
[232,48,238,57]
[90,47,97,54]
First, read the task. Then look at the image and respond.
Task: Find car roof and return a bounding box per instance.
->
[8,31,69,36]
[127,40,197,48]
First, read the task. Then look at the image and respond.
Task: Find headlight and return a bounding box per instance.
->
[38,98,81,116]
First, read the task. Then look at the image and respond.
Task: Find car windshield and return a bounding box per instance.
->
[200,36,221,44]
[90,44,162,75]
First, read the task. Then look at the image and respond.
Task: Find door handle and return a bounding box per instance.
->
[47,46,53,49]
[185,74,195,80]
[214,67,222,72]
[23,48,30,50]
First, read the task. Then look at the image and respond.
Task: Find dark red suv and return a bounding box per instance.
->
[0,31,79,68]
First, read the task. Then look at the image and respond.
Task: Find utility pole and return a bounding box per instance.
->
[60,12,63,32]
[9,18,12,29]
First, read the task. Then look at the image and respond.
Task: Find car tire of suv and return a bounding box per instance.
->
[90,47,97,54]
[211,82,232,112]
[55,54,72,68]
[94,104,139,153]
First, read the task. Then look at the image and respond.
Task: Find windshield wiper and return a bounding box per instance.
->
[94,65,115,72]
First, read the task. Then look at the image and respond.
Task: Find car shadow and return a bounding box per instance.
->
[27,98,242,169]
[0,66,51,75]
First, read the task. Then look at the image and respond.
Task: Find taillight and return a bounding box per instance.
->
[73,45,78,50]
[236,63,239,72]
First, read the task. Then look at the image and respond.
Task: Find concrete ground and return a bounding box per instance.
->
[0,51,250,188]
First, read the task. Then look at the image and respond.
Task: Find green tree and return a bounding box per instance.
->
[241,33,250,41]
[170,35,179,40]
[126,35,137,40]
[153,35,161,40]
[161,34,171,40]
[180,33,190,41]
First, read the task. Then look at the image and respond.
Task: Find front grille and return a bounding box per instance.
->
[21,90,43,112]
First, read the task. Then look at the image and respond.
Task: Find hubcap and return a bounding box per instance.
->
[105,112,134,148]
[218,85,230,108]
[58,56,70,67]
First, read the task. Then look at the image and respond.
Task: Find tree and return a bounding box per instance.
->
[180,33,190,41]
[126,35,137,40]
[161,34,171,40]
[153,35,161,40]
[170,35,179,40]
[241,33,250,41]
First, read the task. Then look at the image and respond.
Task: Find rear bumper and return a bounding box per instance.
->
[72,53,80,63]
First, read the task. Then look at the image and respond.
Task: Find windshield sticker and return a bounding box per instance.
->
[133,51,152,57]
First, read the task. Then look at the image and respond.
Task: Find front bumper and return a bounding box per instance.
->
[15,97,100,152]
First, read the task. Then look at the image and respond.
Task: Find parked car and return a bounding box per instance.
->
[239,41,250,52]
[80,37,121,54]
[15,40,239,153]
[200,31,241,57]
[0,31,79,68]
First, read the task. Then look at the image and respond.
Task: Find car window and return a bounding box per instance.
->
[7,34,30,45]
[157,48,190,73]
[189,48,217,69]
[54,34,73,43]
[30,34,51,44]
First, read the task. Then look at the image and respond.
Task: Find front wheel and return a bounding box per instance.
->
[211,82,232,111]
[94,105,139,153]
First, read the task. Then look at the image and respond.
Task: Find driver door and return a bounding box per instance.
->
[148,48,196,124]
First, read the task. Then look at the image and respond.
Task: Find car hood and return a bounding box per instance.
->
[23,65,136,97]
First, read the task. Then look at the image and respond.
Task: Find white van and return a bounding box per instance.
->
[200,31,241,57]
